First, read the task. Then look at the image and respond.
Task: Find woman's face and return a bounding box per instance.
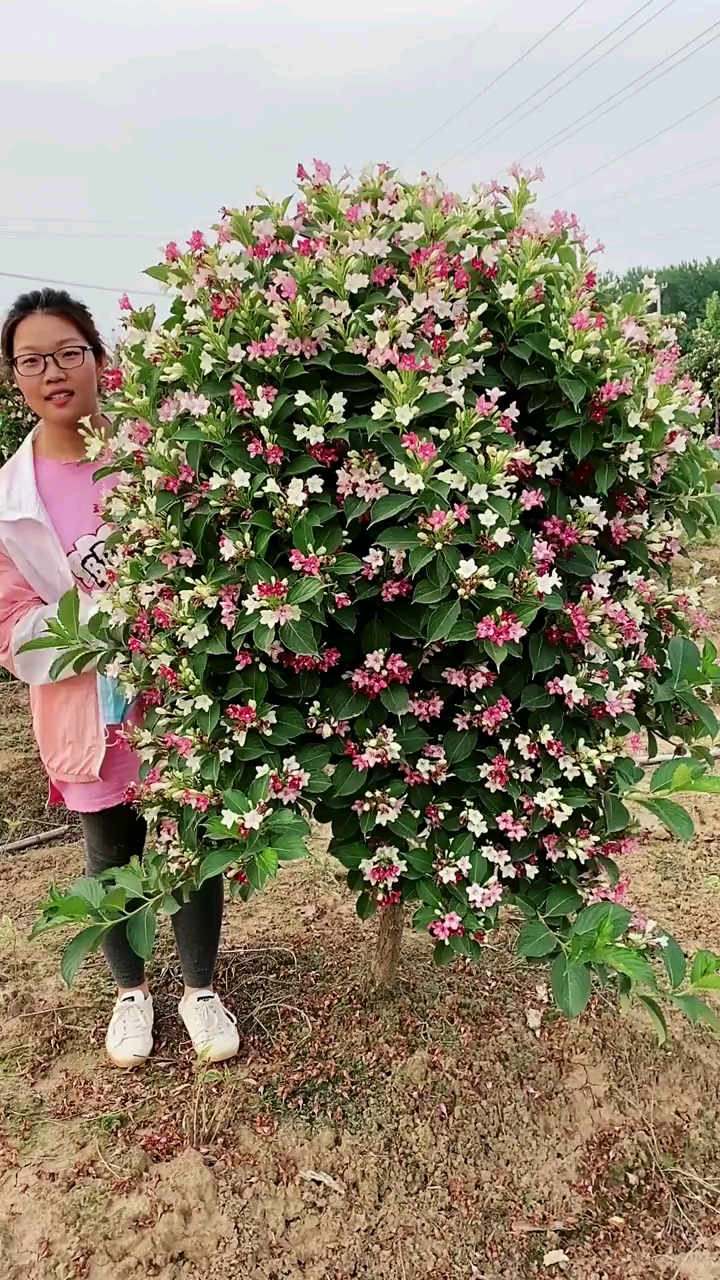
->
[11,312,104,428]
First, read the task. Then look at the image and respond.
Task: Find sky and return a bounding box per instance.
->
[1,0,719,342]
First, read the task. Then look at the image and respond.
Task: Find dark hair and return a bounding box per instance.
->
[1,288,105,366]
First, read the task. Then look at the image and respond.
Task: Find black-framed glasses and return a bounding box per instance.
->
[11,344,92,378]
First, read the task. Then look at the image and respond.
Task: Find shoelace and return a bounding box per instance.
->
[189,997,236,1046]
[113,1001,149,1043]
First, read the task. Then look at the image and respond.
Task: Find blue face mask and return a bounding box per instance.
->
[97,673,131,726]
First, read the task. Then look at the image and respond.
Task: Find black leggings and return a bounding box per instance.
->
[81,804,224,990]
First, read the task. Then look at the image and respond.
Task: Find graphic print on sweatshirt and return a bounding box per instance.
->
[67,522,113,594]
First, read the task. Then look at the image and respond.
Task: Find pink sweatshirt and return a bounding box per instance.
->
[0,431,139,812]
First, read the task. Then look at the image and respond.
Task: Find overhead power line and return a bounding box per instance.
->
[399,0,592,163]
[597,173,720,222]
[576,148,720,211]
[528,18,720,160]
[441,0,676,171]
[0,271,163,299]
[546,90,720,199]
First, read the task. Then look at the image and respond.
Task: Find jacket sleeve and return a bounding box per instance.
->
[0,543,97,685]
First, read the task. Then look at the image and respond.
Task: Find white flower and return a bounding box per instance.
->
[468,482,488,504]
[536,569,562,596]
[231,468,252,489]
[405,472,425,494]
[396,405,418,427]
[477,508,499,528]
[194,694,213,712]
[221,809,239,829]
[466,809,488,837]
[227,344,245,362]
[458,558,478,580]
[492,527,513,547]
[286,477,307,506]
[295,390,312,407]
[264,477,281,495]
[329,392,347,422]
[371,400,389,420]
[346,273,369,292]
[498,282,518,300]
[253,397,273,420]
[306,474,325,494]
[389,462,410,486]
[242,807,267,830]
[199,350,214,375]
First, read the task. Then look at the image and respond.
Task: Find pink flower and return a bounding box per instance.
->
[520,488,545,511]
[178,548,196,566]
[428,912,465,942]
[102,368,123,392]
[118,293,132,311]
[164,241,180,262]
[187,230,206,252]
[416,441,437,463]
[235,650,253,669]
[247,438,265,457]
[313,158,332,184]
[453,503,469,524]
[231,383,252,412]
[569,311,591,330]
[265,444,284,465]
[334,592,352,609]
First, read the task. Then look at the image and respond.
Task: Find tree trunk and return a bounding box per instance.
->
[371,902,404,989]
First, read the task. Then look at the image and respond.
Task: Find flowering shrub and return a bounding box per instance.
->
[29,163,720,1033]
[0,374,35,464]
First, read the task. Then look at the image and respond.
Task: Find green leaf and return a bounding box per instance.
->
[690,949,720,985]
[126,905,158,960]
[570,424,595,460]
[287,577,325,605]
[333,553,363,574]
[668,635,701,685]
[380,683,410,715]
[603,793,631,834]
[517,920,558,958]
[417,879,445,911]
[356,892,377,921]
[571,902,632,943]
[650,757,704,793]
[520,684,553,710]
[544,884,584,917]
[70,876,105,908]
[443,728,478,765]
[595,944,658,990]
[332,760,369,798]
[671,993,720,1032]
[198,848,239,885]
[661,934,686,989]
[529,632,557,675]
[370,493,416,524]
[551,953,592,1017]
[636,797,694,842]
[57,587,80,636]
[60,925,108,987]
[558,376,586,408]
[279,618,319,657]
[636,993,668,1046]
[426,598,461,644]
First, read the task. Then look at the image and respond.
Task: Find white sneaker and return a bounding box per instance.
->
[179,991,239,1063]
[105,991,154,1069]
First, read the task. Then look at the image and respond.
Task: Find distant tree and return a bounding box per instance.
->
[0,375,35,464]
[683,292,720,432]
[605,259,720,345]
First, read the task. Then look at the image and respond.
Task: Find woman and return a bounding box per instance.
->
[0,289,239,1069]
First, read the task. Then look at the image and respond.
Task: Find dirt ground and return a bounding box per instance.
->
[3,554,720,1280]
